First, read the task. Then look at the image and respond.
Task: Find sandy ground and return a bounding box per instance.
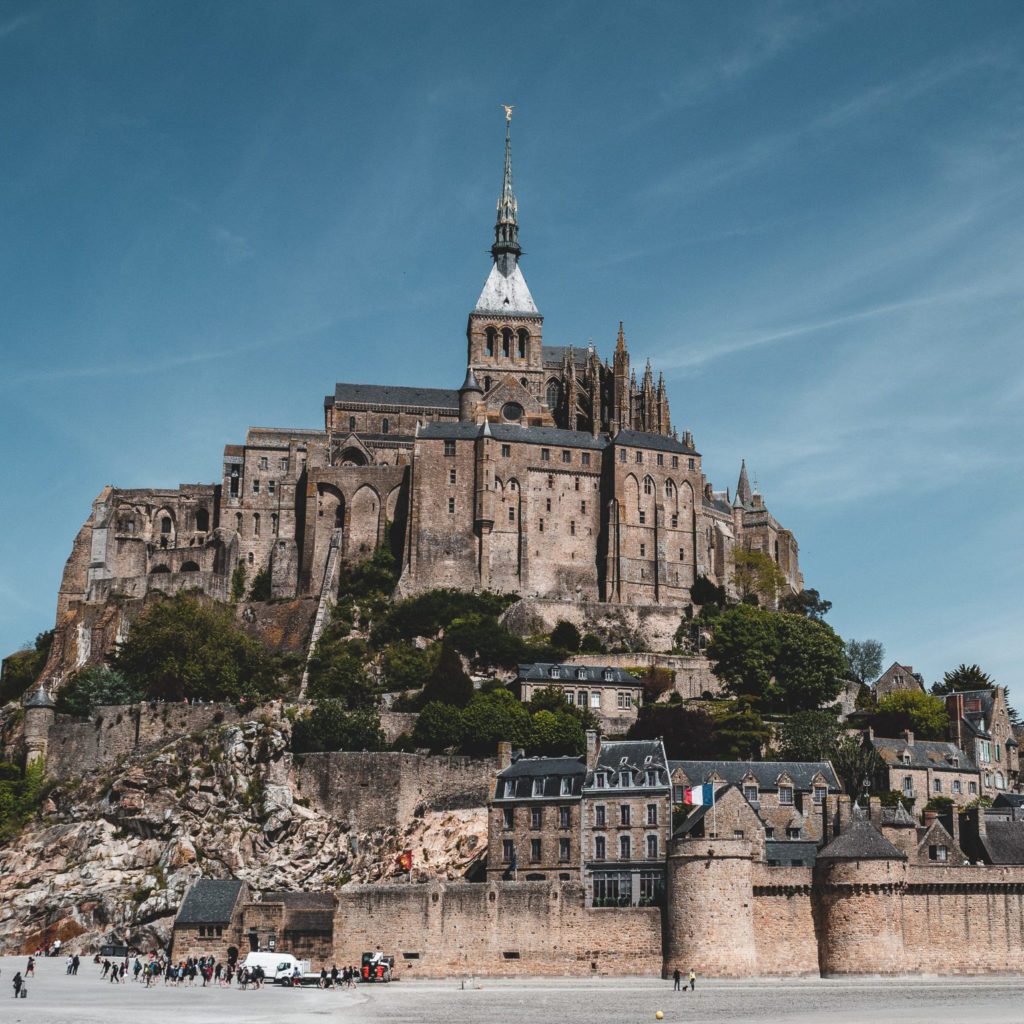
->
[2,955,1023,1024]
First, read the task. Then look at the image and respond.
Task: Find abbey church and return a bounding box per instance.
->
[54,116,801,646]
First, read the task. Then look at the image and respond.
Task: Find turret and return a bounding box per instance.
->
[459,367,483,421]
[24,682,55,765]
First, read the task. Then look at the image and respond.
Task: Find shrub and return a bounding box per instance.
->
[421,644,473,707]
[55,666,143,717]
[549,620,581,653]
[291,701,385,753]
[248,567,272,602]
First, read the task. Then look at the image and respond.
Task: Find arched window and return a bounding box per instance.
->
[235,512,243,533]
[334,505,343,528]
[348,415,356,431]
[644,477,653,495]
[180,561,200,573]
[253,513,260,536]
[150,564,170,574]
[229,467,239,498]
[546,380,561,412]
[502,327,513,358]
[665,480,674,497]
[517,328,528,358]
[485,326,497,357]
[195,508,209,532]
[161,516,172,534]
[247,551,254,565]
[271,513,278,535]
[381,418,389,434]
[484,376,492,392]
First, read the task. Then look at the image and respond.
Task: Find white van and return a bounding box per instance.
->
[239,952,306,982]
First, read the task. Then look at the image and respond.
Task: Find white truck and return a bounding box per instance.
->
[238,952,310,984]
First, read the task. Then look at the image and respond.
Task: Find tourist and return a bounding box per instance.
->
[689,968,696,990]
[673,967,681,990]
[26,956,35,977]
[12,971,23,998]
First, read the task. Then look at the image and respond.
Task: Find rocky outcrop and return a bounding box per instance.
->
[0,717,486,955]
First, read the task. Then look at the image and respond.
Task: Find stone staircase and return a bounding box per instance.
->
[299,529,342,698]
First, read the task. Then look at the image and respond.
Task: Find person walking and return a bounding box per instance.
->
[689,968,696,991]
[12,972,23,998]
[26,956,35,977]
[673,967,681,990]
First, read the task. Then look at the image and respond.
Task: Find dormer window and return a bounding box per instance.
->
[576,669,586,680]
[902,752,912,765]
[549,667,561,679]
[560,777,571,795]
[778,785,794,805]
[532,778,544,797]
[603,669,613,682]
[504,780,516,798]
[595,773,606,789]
[950,756,960,768]
[619,771,631,788]
[743,784,758,803]
[645,770,658,786]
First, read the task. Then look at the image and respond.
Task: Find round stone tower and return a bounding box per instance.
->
[459,367,483,421]
[665,836,757,977]
[814,820,908,975]
[23,682,55,765]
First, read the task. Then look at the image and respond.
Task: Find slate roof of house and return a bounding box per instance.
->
[817,821,906,861]
[175,879,243,925]
[994,793,1024,809]
[595,739,668,774]
[766,840,819,865]
[417,421,609,450]
[24,683,54,709]
[669,760,841,792]
[956,688,997,740]
[494,755,586,800]
[517,663,640,685]
[542,345,588,366]
[332,382,460,409]
[977,821,1024,865]
[613,429,696,455]
[871,737,978,773]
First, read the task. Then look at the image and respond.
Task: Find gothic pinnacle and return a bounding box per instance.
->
[492,106,521,261]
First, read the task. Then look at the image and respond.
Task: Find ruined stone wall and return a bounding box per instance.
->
[333,881,662,977]
[292,751,496,827]
[46,703,250,777]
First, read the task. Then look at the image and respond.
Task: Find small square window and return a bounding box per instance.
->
[449,468,456,484]
[581,452,590,466]
[619,449,627,463]
[743,785,758,803]
[541,448,550,462]
[813,786,827,805]
[561,450,571,464]
[636,451,643,463]
[779,786,794,805]
[671,456,679,469]
[501,444,511,457]
[656,454,664,466]
[444,441,456,456]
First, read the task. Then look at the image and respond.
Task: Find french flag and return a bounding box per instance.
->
[683,783,715,806]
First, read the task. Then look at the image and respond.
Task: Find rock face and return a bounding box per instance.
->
[0,718,487,954]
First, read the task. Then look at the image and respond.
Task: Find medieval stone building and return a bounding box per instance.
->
[50,115,801,678]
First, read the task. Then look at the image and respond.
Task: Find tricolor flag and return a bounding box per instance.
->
[683,783,715,806]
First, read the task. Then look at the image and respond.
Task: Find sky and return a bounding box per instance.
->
[1,1,1022,692]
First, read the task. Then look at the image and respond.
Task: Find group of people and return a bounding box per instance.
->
[672,968,697,991]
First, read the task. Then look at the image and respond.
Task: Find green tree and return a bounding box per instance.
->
[731,549,787,606]
[380,641,437,692]
[113,593,280,703]
[779,588,832,622]
[0,630,54,704]
[54,666,143,717]
[527,709,586,757]
[775,710,845,762]
[706,605,845,714]
[412,701,466,751]
[871,690,949,740]
[549,620,581,652]
[459,688,532,756]
[710,698,771,760]
[248,566,272,602]
[291,700,385,753]
[627,705,717,760]
[306,634,376,707]
[421,643,474,707]
[580,633,604,654]
[831,735,879,799]
[690,574,726,609]
[846,639,885,684]
[230,565,247,602]
[931,663,994,695]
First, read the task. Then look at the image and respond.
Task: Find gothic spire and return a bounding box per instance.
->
[736,459,753,507]
[615,321,626,354]
[492,106,521,261]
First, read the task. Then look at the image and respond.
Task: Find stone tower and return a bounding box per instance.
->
[465,110,547,417]
[23,682,55,765]
[814,816,908,975]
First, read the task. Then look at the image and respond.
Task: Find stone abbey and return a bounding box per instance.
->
[56,115,800,643]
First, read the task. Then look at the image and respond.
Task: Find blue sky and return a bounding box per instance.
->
[2,1,1022,692]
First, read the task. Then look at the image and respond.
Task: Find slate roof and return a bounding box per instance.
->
[517,663,640,686]
[417,421,609,450]
[332,382,459,409]
[994,793,1024,810]
[614,429,696,455]
[670,760,841,792]
[542,345,589,366]
[24,683,54,709]
[817,821,906,861]
[977,821,1024,865]
[587,739,670,790]
[766,841,819,865]
[494,755,586,801]
[175,879,243,925]
[957,688,996,739]
[871,737,978,772]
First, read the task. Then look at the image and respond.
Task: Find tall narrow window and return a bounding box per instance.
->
[502,328,513,358]
[517,328,528,358]
[253,514,260,536]
[349,415,356,431]
[382,418,389,434]
[486,327,497,357]
[271,513,278,535]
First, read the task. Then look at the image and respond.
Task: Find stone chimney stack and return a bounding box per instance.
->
[497,740,512,772]
[947,693,965,747]
[586,729,600,770]
[903,729,915,748]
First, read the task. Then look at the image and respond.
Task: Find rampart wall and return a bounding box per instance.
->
[332,881,663,977]
[292,751,496,825]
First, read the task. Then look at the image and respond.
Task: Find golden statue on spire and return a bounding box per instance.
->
[502,104,515,123]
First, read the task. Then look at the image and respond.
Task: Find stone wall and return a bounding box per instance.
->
[332,880,663,977]
[567,652,721,700]
[292,751,496,827]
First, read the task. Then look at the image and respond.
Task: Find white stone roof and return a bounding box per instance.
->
[474,260,539,315]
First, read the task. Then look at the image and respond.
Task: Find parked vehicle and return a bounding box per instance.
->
[360,951,394,982]
[239,952,309,982]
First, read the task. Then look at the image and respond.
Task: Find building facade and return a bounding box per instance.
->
[48,115,802,685]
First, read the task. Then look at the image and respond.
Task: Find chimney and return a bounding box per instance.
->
[903,729,914,748]
[868,796,883,828]
[586,729,600,770]
[497,740,512,772]
[946,693,964,748]
[923,810,937,827]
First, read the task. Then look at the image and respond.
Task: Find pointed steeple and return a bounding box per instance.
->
[643,358,654,389]
[492,107,521,261]
[615,321,626,355]
[736,459,753,507]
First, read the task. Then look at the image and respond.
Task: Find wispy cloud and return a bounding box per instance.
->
[0,12,35,40]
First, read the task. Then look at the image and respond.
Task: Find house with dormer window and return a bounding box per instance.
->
[946,687,1019,797]
[514,663,642,730]
[867,728,981,809]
